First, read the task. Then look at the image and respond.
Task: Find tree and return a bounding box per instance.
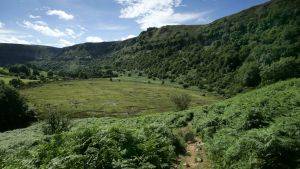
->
[238,62,261,87]
[9,78,24,89]
[32,69,40,76]
[8,64,31,76]
[47,70,54,78]
[0,81,36,131]
[261,57,299,84]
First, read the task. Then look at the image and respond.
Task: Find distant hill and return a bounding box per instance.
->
[0,43,60,65]
[0,0,299,95]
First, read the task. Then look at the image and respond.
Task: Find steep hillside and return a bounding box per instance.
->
[111,0,300,95]
[0,0,299,95]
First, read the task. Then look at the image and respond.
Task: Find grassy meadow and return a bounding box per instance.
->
[21,77,220,118]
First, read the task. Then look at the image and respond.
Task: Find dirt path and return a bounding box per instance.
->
[175,124,211,169]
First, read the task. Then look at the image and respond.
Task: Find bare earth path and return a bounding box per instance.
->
[175,123,211,169]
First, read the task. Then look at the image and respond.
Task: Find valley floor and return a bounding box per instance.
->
[20,76,221,118]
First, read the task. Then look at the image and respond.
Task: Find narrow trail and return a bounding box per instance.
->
[175,123,211,169]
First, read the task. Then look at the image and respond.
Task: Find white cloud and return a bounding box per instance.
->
[46,10,74,20]
[121,34,136,40]
[23,20,65,37]
[78,25,87,31]
[0,21,31,44]
[85,36,104,43]
[65,28,76,38]
[115,0,209,30]
[98,24,127,31]
[58,39,73,47]
[34,20,48,26]
[0,21,4,29]
[0,34,30,44]
[29,15,41,19]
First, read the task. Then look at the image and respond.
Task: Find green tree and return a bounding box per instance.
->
[261,57,299,84]
[0,81,36,131]
[238,62,261,87]
[9,78,24,89]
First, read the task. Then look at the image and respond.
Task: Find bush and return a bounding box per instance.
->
[238,62,261,87]
[43,109,70,135]
[0,81,36,131]
[171,94,192,111]
[182,83,190,89]
[9,78,24,88]
[261,57,300,85]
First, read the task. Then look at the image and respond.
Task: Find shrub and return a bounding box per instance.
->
[0,81,36,131]
[261,57,300,85]
[238,62,261,87]
[170,94,192,111]
[43,109,70,135]
[242,108,269,130]
[182,83,190,89]
[9,78,24,88]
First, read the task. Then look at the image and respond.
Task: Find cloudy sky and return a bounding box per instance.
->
[0,0,268,47]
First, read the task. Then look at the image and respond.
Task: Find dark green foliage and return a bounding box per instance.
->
[170,94,192,111]
[8,64,31,76]
[0,81,36,131]
[47,70,54,77]
[182,83,189,89]
[242,108,269,130]
[110,0,299,95]
[168,112,194,128]
[192,79,300,168]
[9,78,24,89]
[261,56,300,85]
[237,62,261,87]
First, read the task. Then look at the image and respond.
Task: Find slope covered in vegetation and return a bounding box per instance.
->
[112,0,300,95]
[192,78,300,168]
[0,0,299,96]
[0,79,298,168]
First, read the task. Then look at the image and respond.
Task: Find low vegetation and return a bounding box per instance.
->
[21,78,219,118]
[0,79,298,168]
[192,79,300,169]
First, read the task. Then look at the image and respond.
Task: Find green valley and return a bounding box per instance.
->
[0,0,299,168]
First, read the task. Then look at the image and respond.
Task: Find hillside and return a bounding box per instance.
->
[1,78,298,168]
[0,43,60,65]
[0,0,299,95]
[111,0,300,95]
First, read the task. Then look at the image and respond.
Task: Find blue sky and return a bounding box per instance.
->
[0,0,269,47]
